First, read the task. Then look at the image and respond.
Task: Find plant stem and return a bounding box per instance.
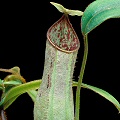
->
[75,35,88,120]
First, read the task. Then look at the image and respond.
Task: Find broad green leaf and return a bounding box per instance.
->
[81,0,120,35]
[1,80,22,98]
[81,82,120,113]
[2,80,42,110]
[3,91,37,110]
[0,87,3,90]
[82,83,120,112]
[3,95,20,110]
[0,79,3,84]
[0,97,5,106]
[50,2,83,16]
[0,79,4,89]
[4,81,22,86]
[27,90,38,102]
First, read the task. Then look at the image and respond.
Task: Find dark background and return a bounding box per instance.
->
[0,0,120,120]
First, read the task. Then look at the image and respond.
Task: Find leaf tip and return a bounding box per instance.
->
[50,2,83,16]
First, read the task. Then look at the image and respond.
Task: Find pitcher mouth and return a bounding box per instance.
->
[47,14,80,53]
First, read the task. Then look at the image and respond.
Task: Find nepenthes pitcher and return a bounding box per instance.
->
[34,14,80,120]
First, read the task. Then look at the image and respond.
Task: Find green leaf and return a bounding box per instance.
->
[0,79,4,90]
[3,95,20,110]
[0,87,3,90]
[2,80,42,110]
[73,81,120,112]
[0,97,5,106]
[0,80,22,97]
[81,83,120,113]
[81,0,120,35]
[4,81,22,86]
[27,90,38,102]
[0,79,3,83]
[3,90,38,110]
[50,2,83,16]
